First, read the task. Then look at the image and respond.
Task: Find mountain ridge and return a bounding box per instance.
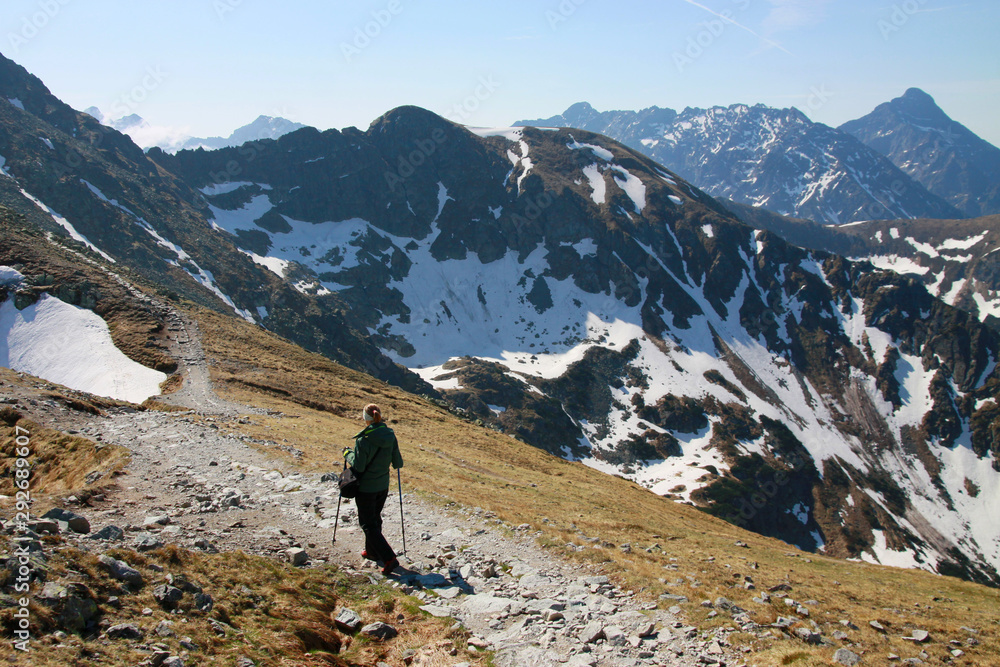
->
[516,96,966,225]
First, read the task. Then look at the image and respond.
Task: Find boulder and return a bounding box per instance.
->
[834,648,861,666]
[97,554,144,587]
[579,621,606,644]
[106,623,144,640]
[361,621,398,640]
[152,584,184,610]
[286,547,308,566]
[903,629,930,643]
[41,508,90,534]
[86,525,124,541]
[333,608,363,633]
[795,627,822,644]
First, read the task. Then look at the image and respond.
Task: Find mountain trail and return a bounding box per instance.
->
[19,312,747,666]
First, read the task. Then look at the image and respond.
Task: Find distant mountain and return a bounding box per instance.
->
[83,107,305,153]
[181,115,307,152]
[840,88,1000,217]
[517,102,962,225]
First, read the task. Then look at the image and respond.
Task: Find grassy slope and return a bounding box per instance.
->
[194,308,1000,666]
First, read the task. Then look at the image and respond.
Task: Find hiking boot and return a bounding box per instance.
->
[362,550,375,561]
[381,558,399,575]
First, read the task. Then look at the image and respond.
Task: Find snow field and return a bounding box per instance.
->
[0,292,166,403]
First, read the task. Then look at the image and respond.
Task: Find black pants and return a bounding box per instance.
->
[356,489,396,563]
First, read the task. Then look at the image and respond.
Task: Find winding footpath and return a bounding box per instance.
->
[38,310,748,666]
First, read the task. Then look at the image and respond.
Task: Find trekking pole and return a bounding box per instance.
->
[332,492,343,544]
[397,468,406,557]
[332,458,347,544]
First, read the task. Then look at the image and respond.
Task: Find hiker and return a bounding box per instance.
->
[343,403,404,575]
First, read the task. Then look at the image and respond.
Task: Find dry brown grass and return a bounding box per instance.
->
[0,415,129,506]
[157,372,184,395]
[194,307,1000,665]
[0,539,486,667]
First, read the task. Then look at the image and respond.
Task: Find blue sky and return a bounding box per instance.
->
[2,0,998,145]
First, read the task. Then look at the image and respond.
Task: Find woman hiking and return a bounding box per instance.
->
[344,403,404,575]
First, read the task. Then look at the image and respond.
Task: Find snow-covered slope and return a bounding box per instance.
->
[0,269,165,403]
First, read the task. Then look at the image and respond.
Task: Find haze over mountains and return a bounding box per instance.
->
[2,49,1000,589]
[83,107,305,153]
[517,88,999,226]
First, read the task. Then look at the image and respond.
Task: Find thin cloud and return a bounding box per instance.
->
[679,0,794,56]
[911,3,973,13]
[761,0,833,35]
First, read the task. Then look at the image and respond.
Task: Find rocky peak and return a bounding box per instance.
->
[893,87,951,125]
[840,89,1000,216]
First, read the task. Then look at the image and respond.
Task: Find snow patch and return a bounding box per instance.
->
[200,181,255,196]
[468,127,523,141]
[19,188,115,263]
[581,164,606,205]
[0,267,25,285]
[0,294,166,403]
[610,166,646,213]
[567,138,614,161]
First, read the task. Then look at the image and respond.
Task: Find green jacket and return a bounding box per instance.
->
[345,422,403,493]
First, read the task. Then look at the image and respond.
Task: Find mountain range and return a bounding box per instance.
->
[83,107,305,153]
[2,50,999,589]
[516,89,999,226]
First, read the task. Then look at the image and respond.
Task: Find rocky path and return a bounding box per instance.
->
[42,313,749,667]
